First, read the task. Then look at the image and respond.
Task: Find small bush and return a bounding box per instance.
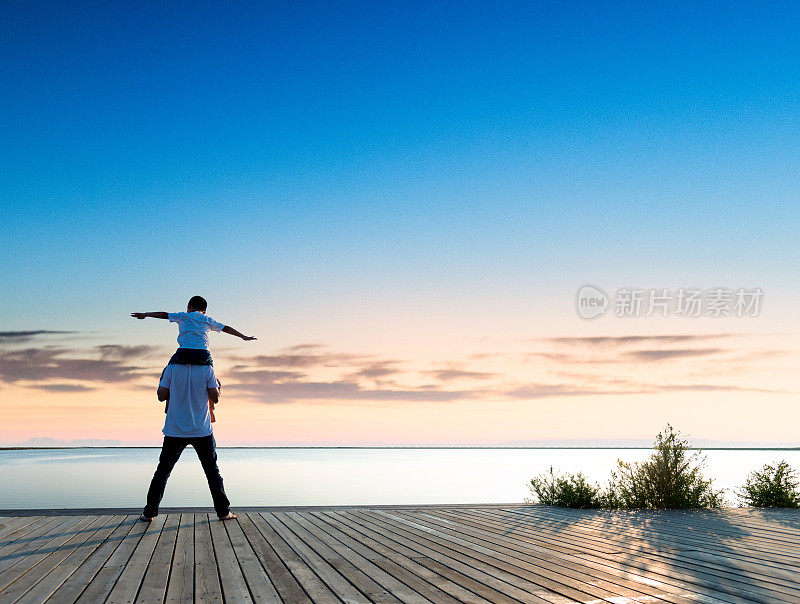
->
[737,461,800,508]
[528,466,560,505]
[527,466,604,508]
[608,425,723,509]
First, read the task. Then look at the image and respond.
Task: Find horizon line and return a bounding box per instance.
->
[3,445,800,451]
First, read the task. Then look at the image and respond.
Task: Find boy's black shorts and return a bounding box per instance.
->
[168,347,213,366]
[159,348,216,384]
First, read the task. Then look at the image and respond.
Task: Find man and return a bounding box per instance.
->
[140,361,237,521]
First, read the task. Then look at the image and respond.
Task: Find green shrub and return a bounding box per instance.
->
[737,461,800,508]
[527,466,604,508]
[608,425,723,509]
[528,466,561,505]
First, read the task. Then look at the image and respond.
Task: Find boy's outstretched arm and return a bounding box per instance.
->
[222,325,257,341]
[131,312,169,320]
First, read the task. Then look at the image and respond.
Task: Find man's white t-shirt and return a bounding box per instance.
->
[159,364,218,438]
[168,311,225,350]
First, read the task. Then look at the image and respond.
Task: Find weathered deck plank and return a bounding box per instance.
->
[0,517,44,542]
[243,512,335,603]
[136,513,180,603]
[519,505,800,564]
[15,515,127,604]
[105,513,167,604]
[45,515,138,603]
[361,509,601,603]
[388,508,683,603]
[74,516,149,603]
[194,514,222,604]
[164,513,193,604]
[458,507,775,603]
[425,507,728,604]
[283,511,425,604]
[301,511,464,604]
[222,514,282,602]
[260,511,372,603]
[473,507,800,602]
[207,512,254,603]
[0,516,88,593]
[317,510,497,604]
[476,515,800,602]
[0,515,112,603]
[324,510,521,604]
[0,517,63,567]
[0,505,796,603]
[343,510,562,603]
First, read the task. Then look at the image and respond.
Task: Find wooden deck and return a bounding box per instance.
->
[0,505,798,603]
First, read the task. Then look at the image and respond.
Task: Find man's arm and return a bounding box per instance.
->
[207,387,220,405]
[222,325,257,341]
[131,312,169,320]
[157,386,170,401]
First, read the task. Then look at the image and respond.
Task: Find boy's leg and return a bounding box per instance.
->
[143,436,188,518]
[191,435,231,518]
[160,365,169,414]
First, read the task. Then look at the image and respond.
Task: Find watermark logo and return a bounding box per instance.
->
[576,284,609,319]
[576,286,763,319]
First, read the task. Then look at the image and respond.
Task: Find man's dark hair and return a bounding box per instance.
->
[188,295,208,311]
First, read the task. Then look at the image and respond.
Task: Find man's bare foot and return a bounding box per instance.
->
[219,513,238,520]
[139,514,156,522]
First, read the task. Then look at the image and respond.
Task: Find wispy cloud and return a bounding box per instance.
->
[544,334,733,346]
[504,384,642,398]
[505,380,785,398]
[0,346,151,386]
[659,384,788,394]
[239,352,366,369]
[28,383,97,392]
[350,361,400,379]
[0,330,76,343]
[424,369,497,381]
[527,334,738,366]
[96,345,161,360]
[225,367,480,403]
[0,333,162,391]
[281,343,325,352]
[225,368,306,382]
[625,348,726,361]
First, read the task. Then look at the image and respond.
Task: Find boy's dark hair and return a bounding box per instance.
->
[188,295,208,311]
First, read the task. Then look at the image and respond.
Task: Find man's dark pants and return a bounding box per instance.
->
[143,434,230,518]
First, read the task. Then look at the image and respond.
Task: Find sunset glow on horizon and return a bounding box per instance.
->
[2,2,798,446]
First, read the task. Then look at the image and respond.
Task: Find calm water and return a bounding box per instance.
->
[2,447,798,509]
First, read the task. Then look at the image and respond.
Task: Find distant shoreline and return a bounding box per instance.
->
[2,446,800,451]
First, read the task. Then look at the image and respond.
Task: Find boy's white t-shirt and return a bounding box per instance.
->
[168,311,225,350]
[159,364,218,437]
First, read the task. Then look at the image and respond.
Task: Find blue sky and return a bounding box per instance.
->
[1,2,798,444]
[4,3,798,305]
